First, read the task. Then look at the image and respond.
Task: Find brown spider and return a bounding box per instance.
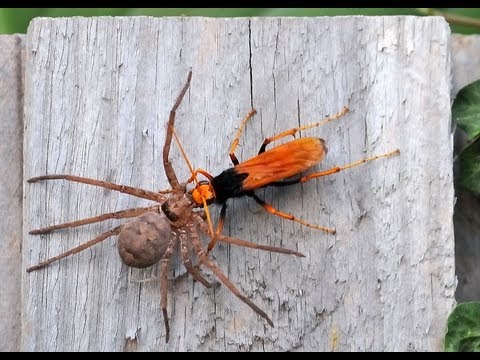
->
[27,71,304,343]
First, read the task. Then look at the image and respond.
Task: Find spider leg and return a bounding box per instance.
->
[157,188,174,194]
[26,225,123,272]
[194,214,304,257]
[160,233,179,343]
[188,223,274,327]
[30,205,161,235]
[178,230,215,288]
[163,71,192,192]
[28,175,166,203]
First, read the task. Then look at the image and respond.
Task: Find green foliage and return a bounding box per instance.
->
[448,82,480,351]
[458,141,480,194]
[437,8,480,34]
[453,80,480,142]
[0,8,479,35]
[445,302,480,352]
[453,80,480,195]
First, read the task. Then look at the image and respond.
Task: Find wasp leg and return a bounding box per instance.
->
[229,109,257,165]
[250,193,336,234]
[258,106,349,154]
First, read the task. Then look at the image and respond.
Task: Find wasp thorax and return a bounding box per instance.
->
[117,212,171,268]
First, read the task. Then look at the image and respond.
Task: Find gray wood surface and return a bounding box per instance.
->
[0,34,24,352]
[22,16,455,351]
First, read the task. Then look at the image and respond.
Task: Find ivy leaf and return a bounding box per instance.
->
[453,80,480,142]
[458,139,480,195]
[444,302,480,352]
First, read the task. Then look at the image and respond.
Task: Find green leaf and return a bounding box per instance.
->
[1,8,480,35]
[445,302,480,352]
[265,8,419,16]
[453,80,480,142]
[458,139,480,195]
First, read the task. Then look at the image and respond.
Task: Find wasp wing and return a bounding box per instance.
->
[235,137,327,191]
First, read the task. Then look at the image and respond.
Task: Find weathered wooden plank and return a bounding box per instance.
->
[0,34,24,352]
[22,16,455,351]
[451,34,480,302]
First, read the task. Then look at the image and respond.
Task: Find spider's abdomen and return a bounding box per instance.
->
[117,212,171,268]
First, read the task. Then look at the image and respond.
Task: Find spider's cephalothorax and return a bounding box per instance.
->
[161,193,194,227]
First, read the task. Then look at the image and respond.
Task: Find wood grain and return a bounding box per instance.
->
[22,17,455,351]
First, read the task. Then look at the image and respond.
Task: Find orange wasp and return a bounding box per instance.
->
[177,104,400,254]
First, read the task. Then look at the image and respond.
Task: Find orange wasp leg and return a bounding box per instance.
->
[229,108,257,165]
[250,194,336,234]
[258,106,349,154]
[186,168,214,184]
[300,149,401,183]
[205,203,227,254]
[228,106,349,167]
[183,166,224,254]
[249,148,400,233]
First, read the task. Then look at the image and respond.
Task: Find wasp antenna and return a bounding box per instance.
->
[171,126,200,187]
[171,126,215,237]
[201,196,215,238]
